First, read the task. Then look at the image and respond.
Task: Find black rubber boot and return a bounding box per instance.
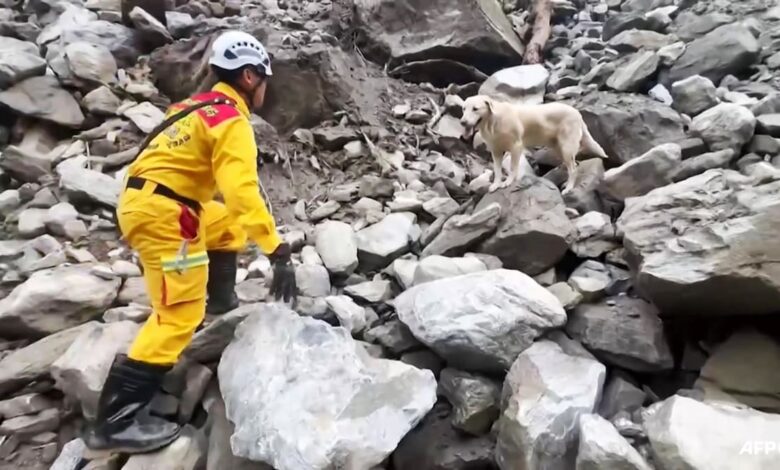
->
[206,250,239,315]
[83,355,180,455]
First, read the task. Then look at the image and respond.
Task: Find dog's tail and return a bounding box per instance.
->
[580,123,608,159]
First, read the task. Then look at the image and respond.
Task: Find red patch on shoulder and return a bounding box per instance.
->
[172,92,240,128]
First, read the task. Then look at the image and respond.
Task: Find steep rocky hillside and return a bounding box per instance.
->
[0,0,779,469]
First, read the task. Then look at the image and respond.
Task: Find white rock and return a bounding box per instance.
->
[644,395,780,470]
[51,321,140,419]
[344,280,393,303]
[356,212,417,271]
[691,103,756,152]
[479,64,550,104]
[122,101,165,133]
[390,258,418,290]
[0,189,21,215]
[496,340,606,470]
[395,269,566,373]
[576,414,652,470]
[315,221,358,276]
[44,202,79,236]
[325,295,369,334]
[218,304,437,470]
[571,211,619,258]
[412,255,486,286]
[295,264,331,297]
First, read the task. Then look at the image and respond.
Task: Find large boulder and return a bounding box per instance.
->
[667,24,760,86]
[356,212,418,271]
[573,92,687,165]
[0,75,85,128]
[479,64,550,104]
[51,321,140,419]
[218,304,437,470]
[315,221,359,276]
[0,264,120,338]
[644,395,780,470]
[422,203,502,257]
[496,340,606,470]
[617,169,780,316]
[670,75,719,117]
[394,269,567,374]
[51,18,143,68]
[353,0,523,76]
[475,177,573,275]
[601,143,682,201]
[566,296,674,373]
[56,156,122,208]
[691,103,756,153]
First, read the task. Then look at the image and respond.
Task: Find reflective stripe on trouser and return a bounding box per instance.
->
[117,183,247,365]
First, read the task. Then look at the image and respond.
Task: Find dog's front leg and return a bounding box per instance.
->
[501,147,524,189]
[489,150,504,192]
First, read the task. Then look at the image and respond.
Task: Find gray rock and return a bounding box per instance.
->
[412,255,486,286]
[325,295,368,334]
[438,368,500,436]
[400,350,443,378]
[696,329,780,412]
[81,86,120,116]
[603,13,666,41]
[0,408,59,436]
[0,75,84,128]
[576,414,653,470]
[617,169,780,316]
[571,211,619,258]
[103,304,152,323]
[751,93,780,116]
[475,177,572,275]
[599,373,647,419]
[392,402,497,470]
[601,143,681,201]
[395,269,566,374]
[607,29,674,52]
[356,212,417,271]
[649,83,673,105]
[606,51,659,92]
[0,146,53,184]
[644,395,780,470]
[422,202,501,257]
[0,264,120,338]
[218,304,437,470]
[44,202,78,237]
[0,393,54,419]
[563,158,606,214]
[748,134,780,156]
[673,11,735,42]
[567,296,673,372]
[51,321,139,419]
[64,41,116,85]
[548,282,584,310]
[184,304,255,363]
[50,438,86,470]
[178,363,213,424]
[129,6,172,49]
[344,280,393,303]
[295,264,331,297]
[0,322,95,395]
[315,221,358,276]
[575,92,687,165]
[496,340,606,470]
[56,156,121,208]
[123,426,205,470]
[364,319,422,355]
[354,0,523,77]
[569,260,612,302]
[668,24,759,85]
[118,276,150,306]
[756,114,780,138]
[0,37,46,87]
[0,189,20,215]
[671,148,735,182]
[422,197,459,219]
[479,64,550,104]
[691,103,756,153]
[671,75,719,117]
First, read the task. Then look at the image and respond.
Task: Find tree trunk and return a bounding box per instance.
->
[523,0,552,65]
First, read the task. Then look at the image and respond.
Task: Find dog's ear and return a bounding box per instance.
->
[484,99,493,115]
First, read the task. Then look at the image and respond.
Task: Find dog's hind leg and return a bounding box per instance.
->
[488,149,504,193]
[558,133,581,195]
[580,123,608,159]
[501,145,525,189]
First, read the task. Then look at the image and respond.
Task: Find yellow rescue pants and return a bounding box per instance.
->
[117,182,247,365]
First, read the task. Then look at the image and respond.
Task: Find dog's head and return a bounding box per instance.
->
[460,95,493,139]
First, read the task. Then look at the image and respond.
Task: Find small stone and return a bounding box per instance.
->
[122,101,165,134]
[178,363,212,423]
[364,320,422,355]
[606,51,659,92]
[438,368,500,436]
[671,75,719,116]
[756,114,780,138]
[18,208,48,238]
[295,264,331,297]
[576,414,653,470]
[0,408,60,436]
[0,393,54,419]
[82,86,120,115]
[315,221,358,276]
[344,280,393,303]
[0,189,20,215]
[479,64,550,104]
[547,282,583,310]
[405,109,429,124]
[103,304,152,323]
[129,6,173,48]
[308,200,341,221]
[569,260,612,301]
[325,295,368,334]
[691,103,756,152]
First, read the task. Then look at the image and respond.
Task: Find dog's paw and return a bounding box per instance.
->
[488,182,502,193]
[500,179,514,189]
[561,184,574,196]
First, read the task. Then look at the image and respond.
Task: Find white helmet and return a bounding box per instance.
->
[208,31,273,76]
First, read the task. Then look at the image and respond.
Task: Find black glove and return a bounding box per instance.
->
[269,243,297,304]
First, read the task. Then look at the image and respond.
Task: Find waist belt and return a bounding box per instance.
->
[125,176,201,212]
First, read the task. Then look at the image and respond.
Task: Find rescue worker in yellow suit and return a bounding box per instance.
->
[83,31,296,455]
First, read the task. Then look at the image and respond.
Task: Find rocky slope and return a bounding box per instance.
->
[0,0,779,469]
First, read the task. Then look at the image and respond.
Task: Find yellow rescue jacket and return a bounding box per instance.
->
[126,82,282,254]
